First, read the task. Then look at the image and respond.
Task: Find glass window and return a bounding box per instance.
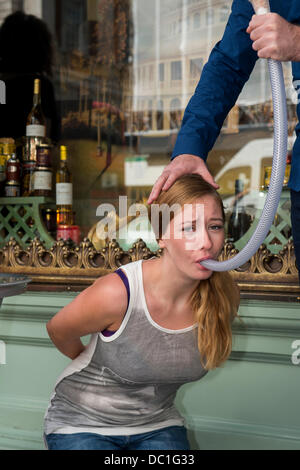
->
[0,0,295,264]
[178,18,182,34]
[170,98,181,130]
[159,63,165,82]
[190,58,203,79]
[193,12,200,30]
[156,100,164,130]
[220,5,230,22]
[206,7,214,26]
[171,61,182,81]
[216,166,252,198]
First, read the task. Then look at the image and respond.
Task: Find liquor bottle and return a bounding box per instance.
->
[26,79,46,139]
[22,161,36,196]
[0,142,16,195]
[227,179,251,242]
[5,153,21,197]
[33,165,53,197]
[56,145,73,226]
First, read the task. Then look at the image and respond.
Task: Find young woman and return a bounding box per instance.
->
[44,174,240,450]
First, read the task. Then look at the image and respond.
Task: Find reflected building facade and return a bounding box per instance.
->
[125,0,293,136]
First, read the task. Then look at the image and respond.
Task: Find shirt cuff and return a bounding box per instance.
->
[171,135,208,161]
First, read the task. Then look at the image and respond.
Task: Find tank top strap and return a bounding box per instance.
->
[114,268,130,309]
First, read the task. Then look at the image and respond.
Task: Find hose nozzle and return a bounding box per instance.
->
[249,0,270,15]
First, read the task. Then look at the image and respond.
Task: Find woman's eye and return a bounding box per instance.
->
[182,224,224,232]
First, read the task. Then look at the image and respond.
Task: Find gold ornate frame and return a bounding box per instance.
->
[0,237,299,300]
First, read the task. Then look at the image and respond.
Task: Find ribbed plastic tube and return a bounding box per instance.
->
[201,2,288,271]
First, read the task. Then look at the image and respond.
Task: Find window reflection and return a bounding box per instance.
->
[0,0,296,256]
[205,7,214,26]
[193,12,200,30]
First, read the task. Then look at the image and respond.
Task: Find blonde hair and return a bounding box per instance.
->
[147,174,240,370]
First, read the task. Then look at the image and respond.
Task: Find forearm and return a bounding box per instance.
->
[172,0,257,160]
[172,61,248,160]
[172,58,255,160]
[47,324,85,360]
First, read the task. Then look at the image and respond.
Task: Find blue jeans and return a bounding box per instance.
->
[45,426,190,451]
[291,190,300,284]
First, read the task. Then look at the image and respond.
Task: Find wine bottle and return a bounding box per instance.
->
[227,179,251,242]
[56,145,73,226]
[26,79,46,138]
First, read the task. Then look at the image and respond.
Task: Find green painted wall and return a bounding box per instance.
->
[0,292,299,450]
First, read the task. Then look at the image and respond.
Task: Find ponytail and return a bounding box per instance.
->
[190,271,240,370]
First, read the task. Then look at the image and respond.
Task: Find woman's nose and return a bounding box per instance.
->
[184,226,213,251]
[199,228,213,250]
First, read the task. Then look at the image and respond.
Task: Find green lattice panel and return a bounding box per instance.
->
[0,197,56,249]
[234,189,292,255]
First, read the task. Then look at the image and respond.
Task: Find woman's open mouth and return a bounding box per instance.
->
[196,261,210,271]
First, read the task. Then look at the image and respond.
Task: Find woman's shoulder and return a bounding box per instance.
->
[93,270,128,296]
[89,270,130,319]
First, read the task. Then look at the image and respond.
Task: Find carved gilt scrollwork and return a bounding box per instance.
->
[220,239,298,276]
[0,237,298,293]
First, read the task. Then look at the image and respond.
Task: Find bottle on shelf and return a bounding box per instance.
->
[36,143,52,167]
[42,208,57,239]
[32,143,53,197]
[227,179,252,243]
[22,161,36,196]
[56,145,73,226]
[26,79,46,139]
[33,165,53,197]
[24,78,47,163]
[0,141,16,196]
[5,153,21,197]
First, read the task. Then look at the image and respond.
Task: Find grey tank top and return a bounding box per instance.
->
[44,257,207,436]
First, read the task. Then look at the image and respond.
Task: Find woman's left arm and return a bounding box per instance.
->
[46,327,85,360]
[47,273,128,360]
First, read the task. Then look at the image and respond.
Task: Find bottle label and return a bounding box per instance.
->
[56,183,73,205]
[26,124,46,137]
[7,165,19,173]
[33,171,52,190]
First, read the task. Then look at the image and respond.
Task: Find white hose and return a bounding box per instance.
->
[201,0,288,272]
